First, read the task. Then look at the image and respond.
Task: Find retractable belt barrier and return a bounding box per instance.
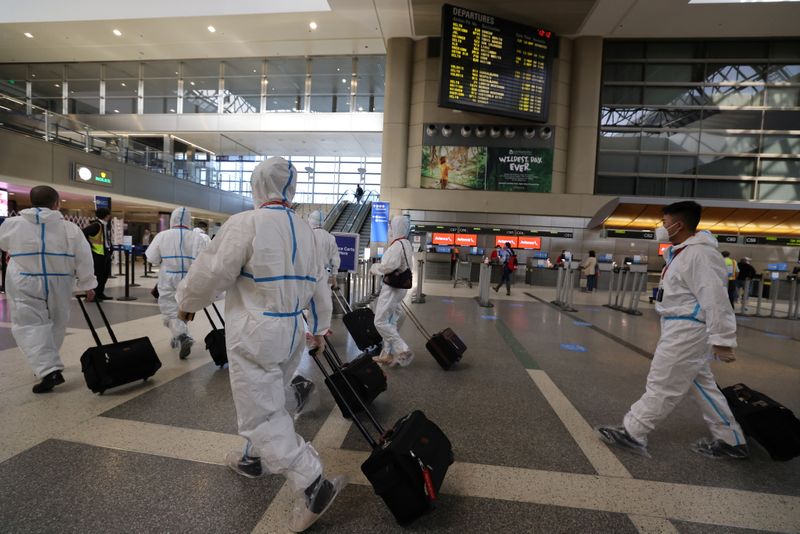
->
[740,274,800,320]
[551,263,578,312]
[604,266,646,316]
[116,246,137,302]
[412,258,426,304]
[478,262,493,308]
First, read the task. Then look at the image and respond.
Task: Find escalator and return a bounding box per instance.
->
[321,190,375,250]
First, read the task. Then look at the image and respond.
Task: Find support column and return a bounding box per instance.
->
[381,37,414,210]
[565,37,603,195]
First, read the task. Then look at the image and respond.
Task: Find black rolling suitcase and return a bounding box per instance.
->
[203,302,227,367]
[401,301,465,370]
[333,288,382,351]
[308,344,453,525]
[76,295,162,395]
[321,335,386,418]
[722,383,800,461]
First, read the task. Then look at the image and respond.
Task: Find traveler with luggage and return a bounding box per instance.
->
[146,206,208,359]
[176,157,344,532]
[597,201,748,460]
[371,215,415,368]
[0,186,97,394]
[581,250,598,292]
[493,242,516,295]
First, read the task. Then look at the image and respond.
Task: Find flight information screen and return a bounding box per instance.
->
[439,4,557,122]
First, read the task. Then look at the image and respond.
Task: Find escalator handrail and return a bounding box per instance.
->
[344,190,378,234]
[323,191,352,231]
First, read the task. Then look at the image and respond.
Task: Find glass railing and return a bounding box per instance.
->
[0,93,229,192]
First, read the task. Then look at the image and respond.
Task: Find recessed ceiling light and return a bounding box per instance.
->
[253,69,257,73]
[31,73,36,77]
[358,106,363,111]
[121,82,126,86]
[169,108,175,112]
[190,81,196,86]
[341,78,347,83]
[207,25,216,33]
[114,109,120,113]
[24,32,33,38]
[309,21,318,30]
[54,83,60,87]
[112,29,122,37]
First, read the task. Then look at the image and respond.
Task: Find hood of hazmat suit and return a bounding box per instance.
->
[175,157,332,492]
[146,206,208,280]
[0,207,96,377]
[370,215,412,276]
[307,210,340,273]
[308,210,325,230]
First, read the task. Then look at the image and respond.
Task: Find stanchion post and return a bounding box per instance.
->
[129,248,140,287]
[478,262,493,308]
[606,268,617,307]
[740,278,751,315]
[755,276,764,316]
[769,276,779,318]
[116,250,138,301]
[117,247,123,276]
[787,277,797,319]
[629,271,646,315]
[553,266,564,305]
[412,258,426,304]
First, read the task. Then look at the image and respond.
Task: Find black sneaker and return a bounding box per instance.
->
[690,438,749,460]
[596,425,650,457]
[224,450,265,478]
[178,334,194,360]
[32,370,65,394]
[292,376,316,415]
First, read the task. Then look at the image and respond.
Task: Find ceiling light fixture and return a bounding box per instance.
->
[341,78,347,83]
[190,81,196,86]
[112,29,122,37]
[207,25,216,33]
[54,83,60,88]
[169,108,175,112]
[309,21,318,30]
[120,82,126,86]
[114,109,120,113]
[24,32,34,38]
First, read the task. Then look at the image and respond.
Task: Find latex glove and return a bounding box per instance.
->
[178,310,195,322]
[711,345,736,363]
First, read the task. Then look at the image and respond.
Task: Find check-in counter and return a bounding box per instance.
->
[424,252,483,282]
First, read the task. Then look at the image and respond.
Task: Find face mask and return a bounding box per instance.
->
[655,222,679,242]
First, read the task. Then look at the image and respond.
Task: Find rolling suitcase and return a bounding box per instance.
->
[76,295,162,395]
[333,288,382,351]
[308,343,453,525]
[722,383,800,461]
[322,336,386,418]
[203,302,228,367]
[401,301,465,370]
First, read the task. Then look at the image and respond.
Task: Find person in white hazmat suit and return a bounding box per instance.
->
[146,207,208,359]
[0,186,97,394]
[370,215,415,368]
[290,210,342,417]
[175,157,345,533]
[597,201,748,460]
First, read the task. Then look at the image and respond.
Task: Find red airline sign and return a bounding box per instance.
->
[517,236,542,250]
[658,243,671,256]
[495,236,518,248]
[455,233,477,246]
[432,233,455,245]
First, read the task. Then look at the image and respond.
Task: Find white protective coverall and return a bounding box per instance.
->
[176,157,332,492]
[146,207,208,341]
[623,231,745,447]
[308,210,341,276]
[0,208,96,377]
[193,227,211,246]
[370,215,413,357]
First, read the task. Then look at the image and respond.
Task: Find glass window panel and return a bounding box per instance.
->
[760,158,800,177]
[703,85,763,106]
[701,110,762,130]
[30,98,60,112]
[706,41,767,59]
[640,132,668,151]
[766,64,800,84]
[68,79,99,97]
[666,178,694,197]
[766,87,800,108]
[597,153,637,173]
[770,41,800,59]
[705,64,765,83]
[602,131,641,151]
[105,62,140,79]
[267,58,307,76]
[144,97,177,113]
[266,75,305,94]
[31,81,62,98]
[354,95,378,112]
[67,63,101,79]
[311,57,351,76]
[761,135,800,154]
[696,156,756,176]
[182,90,218,113]
[106,98,136,114]
[0,64,28,82]
[373,96,384,112]
[596,176,636,195]
[30,64,63,80]
[641,108,701,129]
[644,64,703,83]
[764,110,800,129]
[105,79,138,97]
[637,177,665,196]
[266,95,302,112]
[601,86,642,105]
[68,98,99,114]
[223,93,259,113]
[143,61,180,78]
[310,95,350,112]
[314,162,338,172]
[144,78,177,96]
[639,155,666,173]
[603,63,643,82]
[667,132,700,154]
[0,79,25,97]
[698,133,759,154]
[643,87,704,106]
[311,75,351,96]
[668,156,696,174]
[224,76,260,95]
[182,60,220,77]
[356,56,385,96]
[224,59,263,77]
[647,41,701,59]
[315,183,336,194]
[695,179,753,200]
[604,42,645,59]
[758,182,800,201]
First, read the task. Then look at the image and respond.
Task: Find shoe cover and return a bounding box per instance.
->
[288,379,321,420]
[372,352,394,365]
[595,425,651,458]
[288,474,347,533]
[689,438,749,460]
[224,449,270,478]
[394,351,415,368]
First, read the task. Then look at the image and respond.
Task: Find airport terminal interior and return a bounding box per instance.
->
[1,1,799,532]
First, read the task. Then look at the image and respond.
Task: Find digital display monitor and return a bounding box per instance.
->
[517,236,542,250]
[439,4,557,122]
[455,233,478,246]
[495,235,518,248]
[432,233,455,245]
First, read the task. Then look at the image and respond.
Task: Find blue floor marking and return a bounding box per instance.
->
[481,315,498,320]
[560,343,587,352]
[573,321,592,327]
[765,332,790,340]
[441,298,455,303]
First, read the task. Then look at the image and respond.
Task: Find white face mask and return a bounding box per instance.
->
[655,221,679,242]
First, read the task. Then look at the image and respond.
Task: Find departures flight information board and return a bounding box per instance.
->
[439,4,557,122]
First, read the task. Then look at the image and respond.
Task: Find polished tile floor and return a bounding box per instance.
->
[1,275,799,533]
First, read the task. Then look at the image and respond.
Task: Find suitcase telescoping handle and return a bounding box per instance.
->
[332,286,353,315]
[76,294,119,346]
[400,300,432,340]
[203,302,225,329]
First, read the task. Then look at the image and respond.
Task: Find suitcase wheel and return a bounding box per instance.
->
[98,390,105,396]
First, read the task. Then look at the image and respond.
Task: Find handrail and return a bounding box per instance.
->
[343,190,378,233]
[323,190,352,232]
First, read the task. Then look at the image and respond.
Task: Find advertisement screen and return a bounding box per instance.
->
[432,233,455,245]
[517,236,542,250]
[658,243,671,256]
[454,233,477,246]
[495,235,518,248]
